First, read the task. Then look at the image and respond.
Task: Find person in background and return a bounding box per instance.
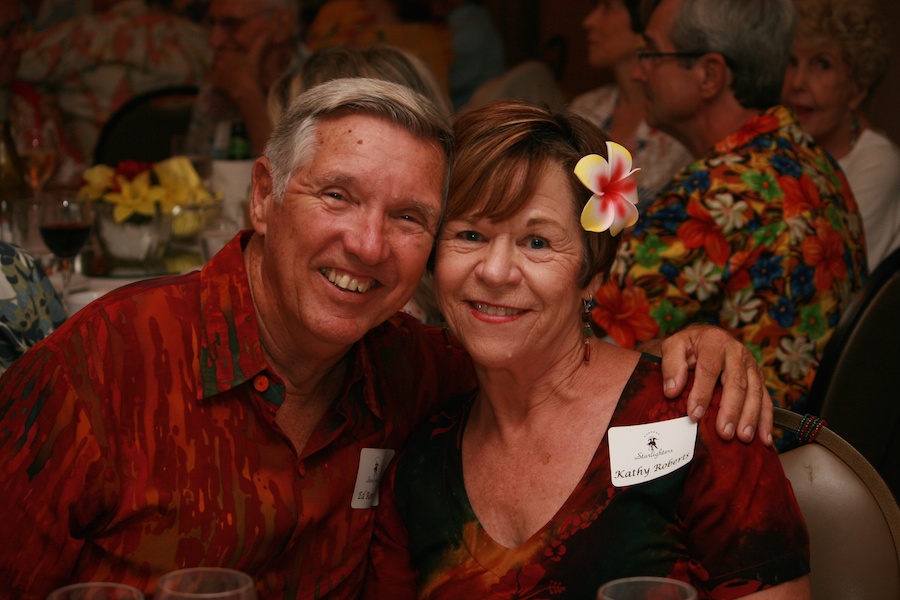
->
[2,0,83,186]
[266,43,453,325]
[22,0,90,31]
[0,241,66,375]
[782,0,900,270]
[304,0,454,95]
[15,0,211,164]
[430,0,506,110]
[365,100,810,599]
[569,0,691,206]
[590,0,867,432]
[267,43,452,122]
[186,0,303,159]
[0,77,774,598]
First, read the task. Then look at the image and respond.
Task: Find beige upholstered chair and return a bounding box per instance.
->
[775,407,900,600]
[805,246,900,499]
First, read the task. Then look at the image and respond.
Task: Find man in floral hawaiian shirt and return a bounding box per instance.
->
[591,0,868,425]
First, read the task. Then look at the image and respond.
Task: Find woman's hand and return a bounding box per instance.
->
[639,324,774,446]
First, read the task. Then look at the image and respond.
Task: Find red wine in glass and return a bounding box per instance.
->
[39,196,93,312]
[39,221,92,259]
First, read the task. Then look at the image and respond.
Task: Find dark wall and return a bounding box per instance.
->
[484,0,900,145]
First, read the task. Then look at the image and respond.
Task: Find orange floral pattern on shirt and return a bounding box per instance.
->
[592,106,867,419]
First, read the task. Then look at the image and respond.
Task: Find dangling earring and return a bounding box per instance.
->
[582,296,595,364]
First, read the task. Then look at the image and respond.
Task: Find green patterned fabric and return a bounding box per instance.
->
[0,242,65,374]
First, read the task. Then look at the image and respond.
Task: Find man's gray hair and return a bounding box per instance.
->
[264,77,454,204]
[657,0,797,110]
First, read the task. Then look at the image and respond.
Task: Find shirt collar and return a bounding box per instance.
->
[197,230,385,422]
[199,230,268,398]
[713,105,794,155]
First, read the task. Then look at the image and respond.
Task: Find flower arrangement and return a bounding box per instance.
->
[575,142,641,236]
[79,157,222,237]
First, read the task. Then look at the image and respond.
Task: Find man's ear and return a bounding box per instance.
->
[249,157,274,236]
[697,53,731,101]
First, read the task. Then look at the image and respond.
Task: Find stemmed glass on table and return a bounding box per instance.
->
[597,576,698,600]
[18,122,58,201]
[154,567,257,600]
[17,122,59,252]
[46,582,145,600]
[39,195,93,311]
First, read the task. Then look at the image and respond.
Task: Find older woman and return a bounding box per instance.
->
[364,101,810,598]
[782,0,900,269]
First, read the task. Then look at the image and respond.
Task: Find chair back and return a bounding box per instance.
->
[93,85,198,166]
[805,245,900,499]
[775,407,900,600]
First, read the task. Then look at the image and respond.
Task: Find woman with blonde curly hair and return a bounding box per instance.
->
[782,0,900,268]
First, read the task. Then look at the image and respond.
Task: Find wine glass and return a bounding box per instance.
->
[16,122,59,253]
[597,576,698,600]
[39,194,93,311]
[18,122,58,201]
[46,582,145,600]
[154,568,257,600]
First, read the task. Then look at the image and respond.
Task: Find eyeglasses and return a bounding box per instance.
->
[204,7,274,35]
[636,50,705,67]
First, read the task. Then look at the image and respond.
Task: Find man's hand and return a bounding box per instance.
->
[641,325,774,446]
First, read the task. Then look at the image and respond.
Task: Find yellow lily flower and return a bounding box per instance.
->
[103,171,168,223]
[78,164,116,203]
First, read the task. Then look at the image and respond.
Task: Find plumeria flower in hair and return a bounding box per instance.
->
[575,142,641,236]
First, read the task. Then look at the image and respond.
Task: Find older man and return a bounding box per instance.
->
[186,0,304,159]
[0,79,770,598]
[591,0,868,423]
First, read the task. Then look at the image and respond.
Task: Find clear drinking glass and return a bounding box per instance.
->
[154,568,256,600]
[597,576,698,600]
[46,582,145,600]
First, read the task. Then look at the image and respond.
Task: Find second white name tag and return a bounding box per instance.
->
[351,448,396,509]
[608,416,697,487]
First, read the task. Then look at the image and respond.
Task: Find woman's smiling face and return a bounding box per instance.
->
[434,163,591,370]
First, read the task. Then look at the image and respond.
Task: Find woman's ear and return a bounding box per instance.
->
[848,81,869,114]
[583,271,606,300]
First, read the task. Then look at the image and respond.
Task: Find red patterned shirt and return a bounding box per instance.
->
[0,232,475,599]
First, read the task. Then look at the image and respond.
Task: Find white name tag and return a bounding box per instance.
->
[351,448,396,509]
[608,416,697,487]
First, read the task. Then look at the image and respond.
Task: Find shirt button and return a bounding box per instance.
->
[253,375,269,392]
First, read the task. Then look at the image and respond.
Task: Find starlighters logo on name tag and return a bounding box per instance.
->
[351,448,396,509]
[608,416,697,487]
